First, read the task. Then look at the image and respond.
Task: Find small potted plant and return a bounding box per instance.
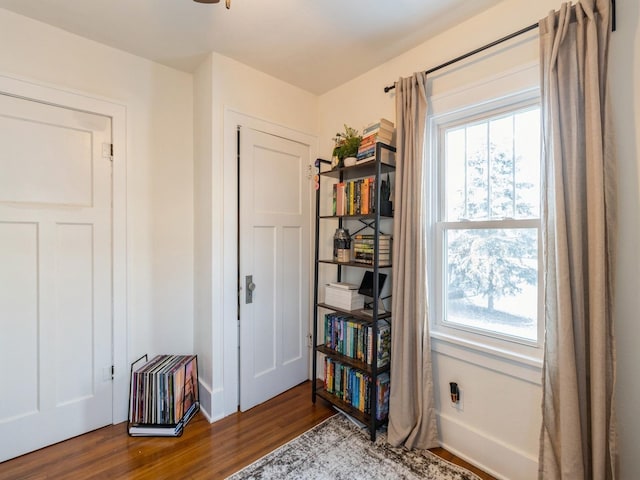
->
[332,124,361,169]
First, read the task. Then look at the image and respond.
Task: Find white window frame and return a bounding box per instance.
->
[428,90,544,366]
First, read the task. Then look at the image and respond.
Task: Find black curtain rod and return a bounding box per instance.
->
[383,22,537,93]
[383,1,617,93]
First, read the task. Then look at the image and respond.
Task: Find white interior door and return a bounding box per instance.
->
[0,93,113,461]
[239,127,310,411]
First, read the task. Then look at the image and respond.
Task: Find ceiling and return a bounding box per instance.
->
[0,0,505,94]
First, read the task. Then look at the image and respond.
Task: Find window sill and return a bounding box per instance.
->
[430,330,543,385]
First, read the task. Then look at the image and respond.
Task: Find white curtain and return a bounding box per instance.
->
[387,72,439,449]
[538,1,617,478]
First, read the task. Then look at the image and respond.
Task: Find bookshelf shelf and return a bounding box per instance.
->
[315,345,390,375]
[318,147,396,180]
[316,303,393,321]
[318,260,393,268]
[318,213,393,220]
[314,380,387,428]
[312,141,395,441]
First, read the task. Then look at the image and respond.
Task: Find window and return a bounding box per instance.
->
[434,101,542,348]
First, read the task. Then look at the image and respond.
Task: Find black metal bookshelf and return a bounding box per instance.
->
[311,142,395,441]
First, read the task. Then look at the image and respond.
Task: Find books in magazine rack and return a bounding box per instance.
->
[128,354,200,437]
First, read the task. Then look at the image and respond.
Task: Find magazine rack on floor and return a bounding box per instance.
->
[127,353,200,437]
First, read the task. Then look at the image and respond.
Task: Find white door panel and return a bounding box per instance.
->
[0,93,112,461]
[281,225,304,364]
[239,127,310,411]
[252,225,277,376]
[0,222,39,421]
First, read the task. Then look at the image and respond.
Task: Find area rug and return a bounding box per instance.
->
[226,414,481,480]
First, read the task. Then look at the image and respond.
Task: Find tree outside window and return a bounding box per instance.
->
[440,106,540,342]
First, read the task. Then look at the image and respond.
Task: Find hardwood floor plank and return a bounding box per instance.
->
[0,381,495,479]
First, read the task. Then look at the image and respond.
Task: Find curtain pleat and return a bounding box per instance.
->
[387,72,439,449]
[538,1,617,478]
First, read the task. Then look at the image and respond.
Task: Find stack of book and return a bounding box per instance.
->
[353,234,392,266]
[357,118,395,164]
[128,354,199,436]
[324,313,390,366]
[324,283,365,310]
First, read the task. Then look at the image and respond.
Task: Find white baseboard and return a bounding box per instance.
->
[438,412,538,480]
[198,379,213,421]
[198,402,213,423]
[200,378,227,422]
[197,378,230,423]
[210,385,226,422]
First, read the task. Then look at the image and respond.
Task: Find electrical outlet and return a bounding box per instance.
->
[451,386,464,412]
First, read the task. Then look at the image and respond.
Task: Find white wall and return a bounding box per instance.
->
[0,9,195,385]
[194,55,214,418]
[193,52,318,420]
[319,0,640,478]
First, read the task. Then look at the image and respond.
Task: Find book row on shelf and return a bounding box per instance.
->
[128,354,199,436]
[352,234,391,266]
[324,357,390,421]
[333,177,378,217]
[324,312,390,367]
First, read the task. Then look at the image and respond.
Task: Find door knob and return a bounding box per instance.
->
[246,275,256,304]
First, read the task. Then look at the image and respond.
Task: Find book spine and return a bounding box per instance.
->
[357,146,375,159]
[332,183,337,216]
[360,131,393,146]
[361,178,369,215]
[349,181,355,215]
[369,178,375,213]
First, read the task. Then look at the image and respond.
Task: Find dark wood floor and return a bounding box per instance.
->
[0,381,495,479]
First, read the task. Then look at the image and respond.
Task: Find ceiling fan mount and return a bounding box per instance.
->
[193,0,231,8]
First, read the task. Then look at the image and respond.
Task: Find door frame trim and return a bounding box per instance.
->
[0,72,129,423]
[220,109,317,417]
